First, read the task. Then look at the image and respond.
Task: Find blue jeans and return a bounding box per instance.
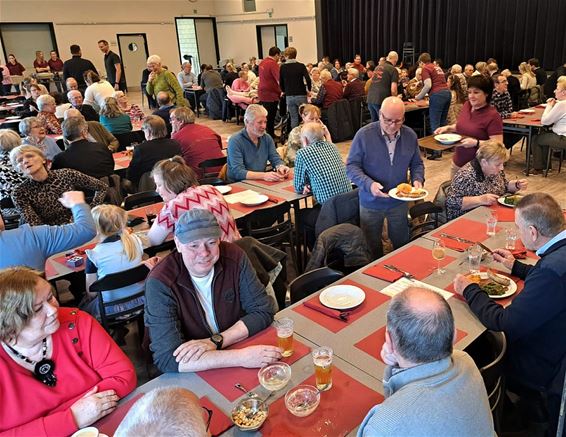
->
[368,103,380,122]
[286,95,308,129]
[428,89,451,132]
[360,203,409,260]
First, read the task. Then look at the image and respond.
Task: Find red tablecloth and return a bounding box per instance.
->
[200,396,233,436]
[292,279,390,333]
[196,327,311,402]
[489,204,515,222]
[260,367,383,437]
[96,393,144,435]
[364,245,456,281]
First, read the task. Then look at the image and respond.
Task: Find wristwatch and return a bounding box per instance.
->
[210,334,224,350]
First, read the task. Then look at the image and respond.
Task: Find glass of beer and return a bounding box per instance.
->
[312,346,333,391]
[275,318,294,357]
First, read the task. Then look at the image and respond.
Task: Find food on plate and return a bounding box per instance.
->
[503,194,523,206]
[480,280,508,296]
[395,183,426,198]
[396,183,412,194]
[465,272,510,296]
[487,270,511,286]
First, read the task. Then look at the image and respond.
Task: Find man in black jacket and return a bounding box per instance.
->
[63,44,97,93]
[528,58,547,87]
[53,116,114,179]
[67,90,99,122]
[453,193,566,434]
[279,46,311,129]
[127,115,180,187]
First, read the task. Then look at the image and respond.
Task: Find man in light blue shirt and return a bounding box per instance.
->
[177,62,197,89]
[227,104,290,182]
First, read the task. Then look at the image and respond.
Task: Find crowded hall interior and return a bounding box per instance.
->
[1,0,566,435]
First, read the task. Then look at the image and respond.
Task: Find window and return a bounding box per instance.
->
[243,0,256,12]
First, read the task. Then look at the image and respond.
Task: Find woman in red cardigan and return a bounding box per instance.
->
[0,267,136,436]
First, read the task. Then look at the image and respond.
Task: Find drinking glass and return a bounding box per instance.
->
[505,228,518,250]
[467,244,483,274]
[275,318,294,358]
[486,211,498,236]
[312,346,333,391]
[432,240,446,275]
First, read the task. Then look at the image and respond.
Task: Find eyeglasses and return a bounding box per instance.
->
[380,113,405,125]
[202,406,213,432]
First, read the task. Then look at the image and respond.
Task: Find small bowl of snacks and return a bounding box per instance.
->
[285,385,321,417]
[258,362,292,391]
[231,397,268,431]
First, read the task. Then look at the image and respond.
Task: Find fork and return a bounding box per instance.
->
[383,264,415,280]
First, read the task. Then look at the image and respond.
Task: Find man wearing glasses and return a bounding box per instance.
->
[347,96,424,259]
[492,75,521,150]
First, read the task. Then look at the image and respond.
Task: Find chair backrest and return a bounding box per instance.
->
[479,331,507,407]
[349,95,365,131]
[138,171,156,192]
[89,264,150,329]
[122,190,163,211]
[315,189,360,237]
[198,156,227,178]
[327,99,354,142]
[433,180,452,224]
[289,267,344,304]
[409,201,443,241]
[114,130,146,152]
[243,201,294,248]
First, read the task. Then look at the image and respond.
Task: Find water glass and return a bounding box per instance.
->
[486,212,498,236]
[275,318,294,358]
[505,228,518,250]
[467,244,483,274]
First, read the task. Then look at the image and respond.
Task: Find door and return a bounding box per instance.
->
[117,34,149,91]
[256,25,288,59]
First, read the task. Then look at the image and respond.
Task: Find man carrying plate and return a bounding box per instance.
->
[347,96,425,259]
[453,193,566,436]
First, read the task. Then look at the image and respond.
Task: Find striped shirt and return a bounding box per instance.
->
[294,140,352,204]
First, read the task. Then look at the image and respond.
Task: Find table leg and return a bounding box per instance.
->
[525,127,533,176]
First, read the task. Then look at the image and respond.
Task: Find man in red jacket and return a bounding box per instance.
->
[258,46,281,138]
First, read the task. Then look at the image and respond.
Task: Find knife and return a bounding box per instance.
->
[383,264,415,280]
[440,233,475,245]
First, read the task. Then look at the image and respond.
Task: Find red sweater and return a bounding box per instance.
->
[0,308,136,437]
[171,123,225,178]
[323,80,344,108]
[258,57,281,102]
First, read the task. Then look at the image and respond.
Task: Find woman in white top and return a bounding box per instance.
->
[83,70,115,112]
[531,75,566,173]
[518,62,537,91]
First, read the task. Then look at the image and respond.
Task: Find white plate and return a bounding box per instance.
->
[388,187,429,202]
[469,272,517,299]
[519,109,535,114]
[434,134,462,145]
[498,195,522,208]
[216,185,232,194]
[319,285,366,310]
[241,194,268,206]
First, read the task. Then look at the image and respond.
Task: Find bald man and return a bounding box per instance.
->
[64,107,119,151]
[358,287,494,437]
[346,96,424,259]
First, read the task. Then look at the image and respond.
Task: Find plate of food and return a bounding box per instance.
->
[389,183,428,201]
[498,194,523,208]
[215,185,232,195]
[466,271,517,299]
[241,194,269,206]
[519,108,535,114]
[434,133,462,145]
[319,284,365,310]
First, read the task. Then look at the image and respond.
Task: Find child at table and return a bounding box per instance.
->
[81,204,148,326]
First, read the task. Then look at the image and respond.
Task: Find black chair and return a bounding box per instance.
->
[242,201,299,274]
[198,177,226,186]
[122,191,162,211]
[198,156,227,178]
[466,330,507,434]
[114,130,146,152]
[326,99,354,142]
[409,201,443,241]
[289,267,344,304]
[88,264,149,338]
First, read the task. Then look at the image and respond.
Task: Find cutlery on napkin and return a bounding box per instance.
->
[303,301,350,321]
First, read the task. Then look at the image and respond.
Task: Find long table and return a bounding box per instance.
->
[94,203,535,436]
[503,106,545,175]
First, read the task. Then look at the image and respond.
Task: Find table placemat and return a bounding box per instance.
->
[291,279,390,333]
[96,393,144,435]
[355,326,468,362]
[249,169,294,187]
[51,242,98,271]
[489,204,515,222]
[364,245,456,281]
[197,327,311,402]
[44,261,58,279]
[432,218,500,250]
[260,367,383,437]
[283,185,298,194]
[226,192,286,214]
[200,396,233,436]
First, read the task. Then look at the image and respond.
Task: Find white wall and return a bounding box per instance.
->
[0,0,318,71]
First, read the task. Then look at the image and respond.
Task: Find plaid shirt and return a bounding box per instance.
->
[491,90,513,119]
[294,140,352,204]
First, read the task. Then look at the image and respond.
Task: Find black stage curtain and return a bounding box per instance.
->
[320,0,566,71]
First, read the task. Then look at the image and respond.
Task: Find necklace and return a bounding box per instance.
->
[5,338,57,387]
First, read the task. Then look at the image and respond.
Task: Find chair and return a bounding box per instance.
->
[466,330,507,434]
[242,201,299,274]
[122,191,162,211]
[138,171,156,192]
[349,95,365,131]
[544,147,565,177]
[326,99,354,142]
[289,267,344,304]
[402,42,416,66]
[88,264,149,337]
[114,130,146,152]
[198,156,227,178]
[409,201,443,241]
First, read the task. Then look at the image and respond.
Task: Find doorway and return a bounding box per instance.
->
[117,33,149,91]
[256,25,288,59]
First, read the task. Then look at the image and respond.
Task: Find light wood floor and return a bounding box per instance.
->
[129,91,566,207]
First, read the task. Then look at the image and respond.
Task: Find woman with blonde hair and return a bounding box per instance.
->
[82,204,151,320]
[114,90,144,123]
[445,141,528,219]
[99,96,132,134]
[147,156,240,246]
[519,62,536,91]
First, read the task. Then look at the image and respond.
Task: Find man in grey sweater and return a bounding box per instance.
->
[358,287,495,437]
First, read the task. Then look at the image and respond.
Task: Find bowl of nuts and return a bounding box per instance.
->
[231,397,268,431]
